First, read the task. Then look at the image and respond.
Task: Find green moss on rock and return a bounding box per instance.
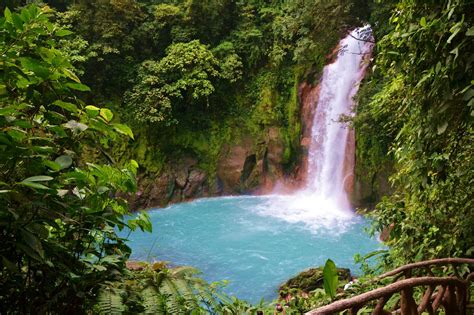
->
[280,267,351,293]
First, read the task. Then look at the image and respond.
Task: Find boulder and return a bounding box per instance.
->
[280,267,351,293]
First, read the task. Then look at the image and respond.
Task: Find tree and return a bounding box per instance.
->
[0,5,150,313]
[125,40,238,125]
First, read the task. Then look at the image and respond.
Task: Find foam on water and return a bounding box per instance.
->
[254,194,356,233]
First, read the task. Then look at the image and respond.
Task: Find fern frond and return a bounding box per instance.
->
[96,286,126,315]
[141,286,166,315]
[160,277,184,314]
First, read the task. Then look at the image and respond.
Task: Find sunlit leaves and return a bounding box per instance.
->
[361,0,474,267]
[0,5,145,313]
[125,40,222,124]
[112,123,134,139]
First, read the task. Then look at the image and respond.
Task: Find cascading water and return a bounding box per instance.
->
[259,26,374,231]
[306,25,374,210]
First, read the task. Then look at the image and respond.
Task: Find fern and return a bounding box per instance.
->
[96,263,231,314]
[141,286,166,315]
[161,277,184,314]
[96,286,126,315]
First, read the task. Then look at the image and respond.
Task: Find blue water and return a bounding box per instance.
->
[125,195,381,303]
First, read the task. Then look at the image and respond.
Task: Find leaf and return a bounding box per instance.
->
[4,8,12,23]
[420,17,426,27]
[466,27,474,36]
[43,160,61,172]
[63,69,81,83]
[12,13,24,31]
[112,123,134,139]
[55,29,73,37]
[13,120,32,129]
[0,106,16,116]
[66,82,91,92]
[19,182,50,190]
[85,105,100,117]
[19,58,50,79]
[53,100,78,113]
[21,229,45,260]
[20,8,30,22]
[23,175,53,182]
[100,108,114,122]
[55,155,73,170]
[97,286,126,314]
[323,259,338,299]
[447,23,461,44]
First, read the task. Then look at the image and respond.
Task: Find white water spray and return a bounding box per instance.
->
[258,27,374,232]
[305,25,374,210]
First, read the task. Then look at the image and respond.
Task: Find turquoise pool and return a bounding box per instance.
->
[125,195,381,303]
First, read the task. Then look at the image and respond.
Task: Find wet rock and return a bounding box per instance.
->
[184,169,207,198]
[280,267,351,293]
[217,137,254,193]
[175,169,188,189]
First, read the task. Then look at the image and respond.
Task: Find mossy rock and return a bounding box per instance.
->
[280,267,351,293]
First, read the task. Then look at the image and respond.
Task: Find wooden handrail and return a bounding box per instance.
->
[306,277,467,314]
[377,258,474,279]
[305,258,474,315]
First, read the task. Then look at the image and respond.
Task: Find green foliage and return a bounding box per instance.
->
[0,5,151,313]
[322,259,338,299]
[356,0,474,266]
[95,262,238,314]
[125,40,225,124]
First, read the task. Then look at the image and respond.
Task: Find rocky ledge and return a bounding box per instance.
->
[279,267,351,294]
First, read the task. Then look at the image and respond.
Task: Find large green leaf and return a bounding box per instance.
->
[85,105,100,117]
[22,175,54,182]
[19,57,50,79]
[19,181,50,190]
[323,259,338,299]
[53,100,78,113]
[100,108,114,122]
[66,82,91,91]
[112,123,134,139]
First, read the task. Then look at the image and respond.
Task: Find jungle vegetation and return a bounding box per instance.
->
[0,0,472,313]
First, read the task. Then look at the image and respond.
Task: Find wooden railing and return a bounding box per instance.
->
[306,258,474,315]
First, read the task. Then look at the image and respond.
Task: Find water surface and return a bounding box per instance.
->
[126,195,380,303]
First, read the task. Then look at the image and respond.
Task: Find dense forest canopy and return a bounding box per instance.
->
[0,0,472,313]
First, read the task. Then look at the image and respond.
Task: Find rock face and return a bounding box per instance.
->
[215,127,289,195]
[128,127,289,210]
[280,267,351,293]
[351,161,394,209]
[128,157,210,210]
[127,79,392,210]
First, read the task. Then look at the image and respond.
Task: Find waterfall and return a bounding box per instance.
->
[259,27,374,232]
[305,26,374,211]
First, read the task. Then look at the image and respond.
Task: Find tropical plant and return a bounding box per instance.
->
[124,40,231,125]
[322,259,339,299]
[94,262,236,314]
[357,0,474,266]
[0,5,150,313]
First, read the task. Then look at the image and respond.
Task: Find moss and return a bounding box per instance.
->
[110,63,306,189]
[280,267,351,293]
